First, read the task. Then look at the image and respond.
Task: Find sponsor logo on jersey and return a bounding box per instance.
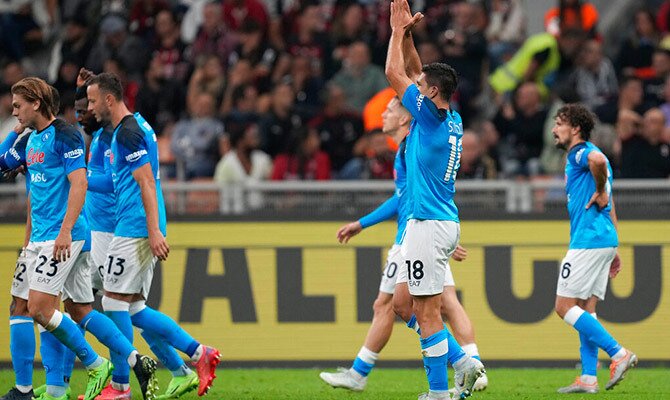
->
[30,172,48,183]
[125,149,148,163]
[64,148,84,159]
[575,148,585,164]
[26,148,45,165]
[8,147,20,161]
[104,149,111,158]
[416,94,424,110]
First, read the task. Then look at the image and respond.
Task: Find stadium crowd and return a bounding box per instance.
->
[1,0,670,184]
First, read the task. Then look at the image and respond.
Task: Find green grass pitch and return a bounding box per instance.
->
[1,367,666,399]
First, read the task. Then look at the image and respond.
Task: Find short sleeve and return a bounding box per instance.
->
[55,129,86,174]
[401,84,443,130]
[116,127,150,172]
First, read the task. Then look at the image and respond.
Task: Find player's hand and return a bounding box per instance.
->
[53,230,72,262]
[76,68,94,87]
[609,252,621,278]
[390,0,418,31]
[149,229,170,261]
[336,221,363,244]
[585,191,609,210]
[398,0,423,31]
[451,245,467,262]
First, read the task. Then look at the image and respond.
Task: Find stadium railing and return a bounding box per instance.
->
[1,179,667,219]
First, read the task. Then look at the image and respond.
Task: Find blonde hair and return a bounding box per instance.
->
[11,77,56,118]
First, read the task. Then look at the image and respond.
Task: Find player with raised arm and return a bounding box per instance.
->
[78,69,199,399]
[86,73,220,398]
[551,104,637,394]
[319,97,487,393]
[385,1,484,399]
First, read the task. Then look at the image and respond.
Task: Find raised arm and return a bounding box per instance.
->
[403,32,422,80]
[386,0,423,99]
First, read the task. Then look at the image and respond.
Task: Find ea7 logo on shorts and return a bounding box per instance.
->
[64,148,84,159]
[125,149,148,162]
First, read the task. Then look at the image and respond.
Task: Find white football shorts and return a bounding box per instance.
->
[556,247,617,300]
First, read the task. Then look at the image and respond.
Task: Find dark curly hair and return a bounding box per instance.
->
[556,103,595,141]
[422,63,459,101]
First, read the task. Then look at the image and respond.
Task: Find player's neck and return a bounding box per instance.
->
[567,138,586,151]
[393,127,409,145]
[34,115,56,132]
[110,103,133,129]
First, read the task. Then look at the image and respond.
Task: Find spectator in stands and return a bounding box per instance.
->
[86,14,150,79]
[489,28,585,99]
[271,126,331,180]
[338,129,395,180]
[568,39,618,110]
[223,83,262,126]
[223,0,269,32]
[473,119,501,173]
[171,92,226,179]
[214,122,273,213]
[135,56,185,134]
[289,54,325,120]
[595,76,649,125]
[258,81,304,157]
[617,9,659,79]
[494,82,548,177]
[544,0,598,38]
[227,18,279,94]
[330,3,373,66]
[330,41,388,113]
[60,15,94,69]
[310,83,364,174]
[643,38,670,105]
[0,86,17,138]
[457,131,497,180]
[620,108,670,178]
[187,1,236,66]
[417,41,443,65]
[129,0,170,40]
[187,54,225,112]
[152,9,189,83]
[0,2,45,62]
[656,0,670,34]
[285,2,331,77]
[1,61,23,87]
[659,76,670,126]
[52,59,79,106]
[486,0,526,69]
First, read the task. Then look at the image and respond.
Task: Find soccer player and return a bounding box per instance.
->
[77,70,199,400]
[86,73,220,398]
[319,97,487,392]
[551,104,637,393]
[385,1,484,398]
[9,77,158,400]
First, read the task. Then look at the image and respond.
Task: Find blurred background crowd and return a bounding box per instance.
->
[1,0,670,187]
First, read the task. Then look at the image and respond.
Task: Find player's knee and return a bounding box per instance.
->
[392,297,412,321]
[65,302,92,323]
[554,298,569,318]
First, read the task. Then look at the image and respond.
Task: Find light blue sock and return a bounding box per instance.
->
[62,314,81,386]
[40,329,65,390]
[579,313,599,377]
[444,327,466,366]
[104,310,133,386]
[47,311,99,368]
[420,329,450,393]
[406,315,421,335]
[131,306,200,357]
[81,310,134,384]
[566,306,622,358]
[141,329,189,376]
[350,347,378,377]
[10,317,35,388]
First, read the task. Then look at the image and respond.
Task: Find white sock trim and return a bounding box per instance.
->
[461,343,479,358]
[9,318,33,326]
[422,339,449,357]
[563,306,585,326]
[45,310,64,332]
[37,324,47,333]
[102,296,130,312]
[16,385,32,393]
[127,350,139,367]
[129,300,146,316]
[357,346,379,364]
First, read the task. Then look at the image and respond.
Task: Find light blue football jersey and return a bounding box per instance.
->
[26,119,88,242]
[110,113,167,238]
[565,141,618,249]
[401,84,462,222]
[394,139,409,244]
[85,125,116,233]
